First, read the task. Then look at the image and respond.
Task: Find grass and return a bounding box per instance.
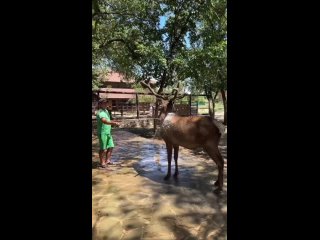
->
[198,101,224,115]
[215,102,224,111]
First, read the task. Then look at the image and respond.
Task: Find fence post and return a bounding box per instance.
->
[136,93,139,119]
[189,94,192,116]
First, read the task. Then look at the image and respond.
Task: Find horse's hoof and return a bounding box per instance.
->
[214,181,220,186]
[214,188,222,194]
[173,173,179,179]
[164,175,170,180]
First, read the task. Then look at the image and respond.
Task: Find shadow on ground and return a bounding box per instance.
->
[92,128,227,240]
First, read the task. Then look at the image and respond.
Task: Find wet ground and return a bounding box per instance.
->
[92,128,227,240]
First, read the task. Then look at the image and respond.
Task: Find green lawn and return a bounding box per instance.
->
[198,101,224,114]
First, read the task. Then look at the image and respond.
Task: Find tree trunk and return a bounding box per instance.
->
[207,91,219,118]
[153,99,161,133]
[207,94,214,118]
[221,89,227,125]
[154,72,166,133]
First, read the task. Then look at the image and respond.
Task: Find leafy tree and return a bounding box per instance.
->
[92,0,227,123]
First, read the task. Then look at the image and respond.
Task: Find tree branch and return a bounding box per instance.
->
[99,38,135,58]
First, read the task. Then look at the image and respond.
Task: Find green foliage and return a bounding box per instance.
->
[133,83,156,103]
[92,0,227,97]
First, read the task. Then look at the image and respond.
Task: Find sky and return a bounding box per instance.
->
[159,16,167,29]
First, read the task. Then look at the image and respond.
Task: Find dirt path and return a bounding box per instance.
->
[92,130,227,240]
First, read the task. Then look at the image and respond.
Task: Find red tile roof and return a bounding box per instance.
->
[100,72,134,83]
[98,93,136,99]
[98,88,137,93]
